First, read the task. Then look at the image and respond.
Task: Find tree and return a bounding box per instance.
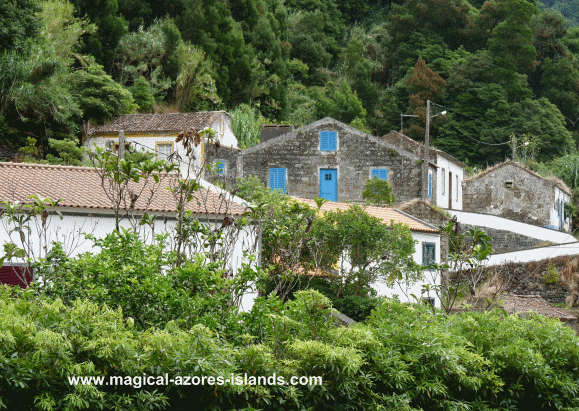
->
[361,177,396,206]
[404,57,446,141]
[312,205,420,298]
[130,75,155,112]
[69,63,136,123]
[0,0,40,51]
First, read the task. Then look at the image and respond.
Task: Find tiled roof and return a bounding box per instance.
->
[467,160,571,195]
[86,112,226,137]
[382,130,467,168]
[294,197,439,233]
[0,162,246,216]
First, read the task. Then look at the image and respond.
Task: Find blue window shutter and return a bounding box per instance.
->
[278,168,286,193]
[217,160,225,174]
[328,131,337,150]
[428,173,433,198]
[320,131,329,150]
[371,169,388,180]
[320,131,337,151]
[269,168,276,190]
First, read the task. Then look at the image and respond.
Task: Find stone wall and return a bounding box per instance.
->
[203,143,240,188]
[396,198,449,259]
[463,162,557,228]
[489,255,579,304]
[242,119,431,204]
[458,224,555,254]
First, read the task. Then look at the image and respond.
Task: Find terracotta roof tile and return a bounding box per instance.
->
[293,197,439,233]
[86,112,226,136]
[0,162,246,216]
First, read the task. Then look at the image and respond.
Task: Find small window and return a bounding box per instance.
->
[215,159,226,175]
[505,181,513,189]
[156,142,174,159]
[441,168,445,195]
[371,169,388,180]
[113,142,131,154]
[422,242,436,266]
[269,168,286,193]
[320,131,337,151]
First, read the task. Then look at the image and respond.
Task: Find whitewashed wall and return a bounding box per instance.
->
[549,187,571,232]
[372,231,441,307]
[450,210,576,244]
[0,210,260,311]
[484,242,579,266]
[436,154,464,210]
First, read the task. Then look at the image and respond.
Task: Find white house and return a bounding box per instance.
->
[0,162,260,311]
[382,131,466,210]
[82,111,238,178]
[295,198,442,307]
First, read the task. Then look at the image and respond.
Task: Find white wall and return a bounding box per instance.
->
[436,154,463,210]
[210,114,238,148]
[450,210,576,244]
[372,231,441,307]
[485,242,579,266]
[0,211,260,311]
[549,187,571,232]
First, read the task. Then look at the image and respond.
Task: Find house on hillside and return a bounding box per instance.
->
[295,197,442,307]
[0,162,259,310]
[82,111,239,178]
[241,118,465,208]
[463,160,572,232]
[382,131,466,210]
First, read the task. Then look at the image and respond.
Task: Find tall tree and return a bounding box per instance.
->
[0,0,40,51]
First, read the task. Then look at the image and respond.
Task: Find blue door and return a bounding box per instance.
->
[320,169,338,202]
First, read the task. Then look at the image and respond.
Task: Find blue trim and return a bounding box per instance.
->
[319,168,338,201]
[217,160,225,174]
[428,173,433,198]
[371,169,388,180]
[320,131,337,151]
[269,168,286,193]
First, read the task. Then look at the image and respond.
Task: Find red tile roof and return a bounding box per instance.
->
[0,162,246,216]
[86,112,226,137]
[294,197,439,233]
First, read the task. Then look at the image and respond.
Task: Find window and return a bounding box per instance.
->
[113,142,131,154]
[422,242,436,266]
[371,169,388,180]
[505,181,513,189]
[441,168,445,195]
[428,172,433,198]
[269,168,286,193]
[215,159,226,175]
[320,131,337,151]
[156,142,173,159]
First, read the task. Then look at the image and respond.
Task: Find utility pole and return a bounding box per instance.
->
[119,130,125,160]
[423,100,431,200]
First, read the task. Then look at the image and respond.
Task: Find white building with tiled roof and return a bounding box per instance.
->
[0,162,259,310]
[82,111,238,178]
[295,197,442,307]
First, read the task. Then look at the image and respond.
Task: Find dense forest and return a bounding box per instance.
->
[4,0,579,169]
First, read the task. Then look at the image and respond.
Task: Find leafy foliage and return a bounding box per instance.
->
[361,176,396,206]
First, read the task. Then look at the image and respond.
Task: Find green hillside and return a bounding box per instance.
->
[3,0,579,168]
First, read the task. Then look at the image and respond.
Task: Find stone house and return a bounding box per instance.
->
[295,197,442,306]
[82,111,238,178]
[0,162,259,310]
[241,118,464,207]
[463,160,572,231]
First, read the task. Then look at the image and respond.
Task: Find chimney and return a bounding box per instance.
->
[260,124,294,144]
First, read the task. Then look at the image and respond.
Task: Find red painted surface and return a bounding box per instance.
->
[0,266,33,288]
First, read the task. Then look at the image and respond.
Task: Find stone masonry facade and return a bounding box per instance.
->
[203,143,241,186]
[241,118,437,204]
[463,161,571,229]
